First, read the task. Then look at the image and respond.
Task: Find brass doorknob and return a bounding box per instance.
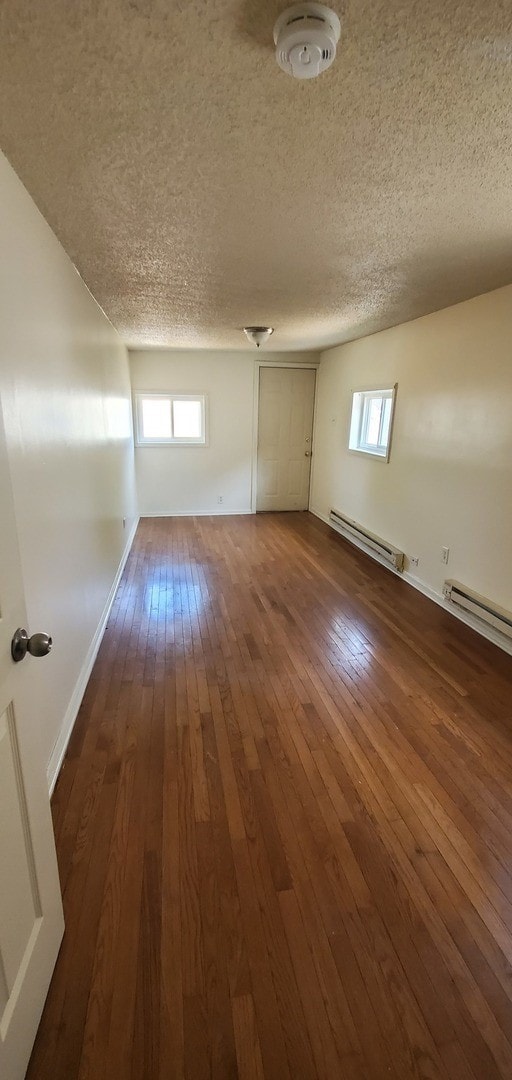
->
[11,628,53,663]
[305,450,312,457]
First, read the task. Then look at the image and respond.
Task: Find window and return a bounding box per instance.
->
[134,393,207,446]
[348,385,396,460]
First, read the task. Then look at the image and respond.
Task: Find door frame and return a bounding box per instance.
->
[250,360,319,514]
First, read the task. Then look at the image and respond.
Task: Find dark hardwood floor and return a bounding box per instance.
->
[27,512,512,1079]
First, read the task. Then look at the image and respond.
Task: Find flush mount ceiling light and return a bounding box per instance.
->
[274,3,341,80]
[243,326,274,348]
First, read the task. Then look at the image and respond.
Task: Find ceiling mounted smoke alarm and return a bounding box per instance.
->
[243,326,274,348]
[274,3,341,80]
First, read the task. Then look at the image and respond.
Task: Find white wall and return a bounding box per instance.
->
[130,349,319,516]
[0,152,138,785]
[310,284,512,612]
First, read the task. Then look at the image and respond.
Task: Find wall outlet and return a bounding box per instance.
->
[410,556,419,567]
[441,546,450,564]
[217,495,223,504]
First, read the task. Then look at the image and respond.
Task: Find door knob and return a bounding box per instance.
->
[11,628,53,663]
[305,450,312,457]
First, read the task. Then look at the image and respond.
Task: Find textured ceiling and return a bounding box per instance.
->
[0,1,511,351]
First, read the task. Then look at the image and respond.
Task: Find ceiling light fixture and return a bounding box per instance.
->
[243,326,274,348]
[274,3,341,80]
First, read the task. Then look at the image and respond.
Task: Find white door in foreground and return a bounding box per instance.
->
[257,367,316,511]
[0,403,64,1080]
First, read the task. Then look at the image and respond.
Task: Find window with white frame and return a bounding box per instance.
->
[348,385,396,460]
[134,393,207,446]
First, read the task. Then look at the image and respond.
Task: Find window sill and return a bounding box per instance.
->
[347,447,390,462]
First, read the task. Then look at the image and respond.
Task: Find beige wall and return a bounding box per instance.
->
[310,285,512,611]
[130,349,319,516]
[0,152,138,785]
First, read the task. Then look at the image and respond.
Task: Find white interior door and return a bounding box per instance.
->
[0,403,64,1080]
[257,366,316,511]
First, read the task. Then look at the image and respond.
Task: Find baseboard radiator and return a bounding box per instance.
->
[443,580,512,641]
[329,509,405,572]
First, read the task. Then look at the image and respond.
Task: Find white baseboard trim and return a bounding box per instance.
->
[400,570,512,656]
[310,507,405,578]
[310,507,512,657]
[46,516,140,795]
[140,509,253,517]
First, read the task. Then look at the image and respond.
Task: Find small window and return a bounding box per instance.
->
[134,393,206,446]
[348,385,396,460]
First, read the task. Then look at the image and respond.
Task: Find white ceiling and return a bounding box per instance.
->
[0,1,511,351]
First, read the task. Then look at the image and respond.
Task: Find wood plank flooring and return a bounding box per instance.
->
[27,512,512,1079]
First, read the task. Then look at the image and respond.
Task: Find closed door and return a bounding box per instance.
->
[257,367,316,511]
[0,402,64,1080]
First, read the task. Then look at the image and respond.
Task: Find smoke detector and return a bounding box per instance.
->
[243,326,274,348]
[274,3,341,79]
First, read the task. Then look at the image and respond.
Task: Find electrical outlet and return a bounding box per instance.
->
[217,495,223,505]
[441,546,450,564]
[410,556,419,567]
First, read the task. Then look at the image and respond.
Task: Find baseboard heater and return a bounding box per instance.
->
[329,509,405,572]
[443,580,512,641]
